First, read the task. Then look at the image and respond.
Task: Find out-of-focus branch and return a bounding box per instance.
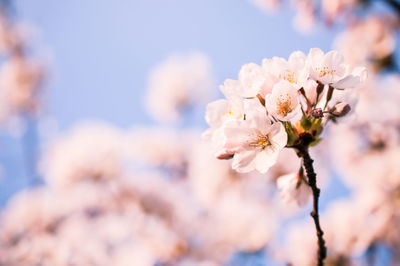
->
[20,115,41,186]
[366,243,377,266]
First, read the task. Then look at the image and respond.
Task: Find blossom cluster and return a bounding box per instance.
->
[250,0,365,33]
[204,48,366,175]
[251,0,400,73]
[0,123,282,266]
[334,15,399,70]
[0,12,44,126]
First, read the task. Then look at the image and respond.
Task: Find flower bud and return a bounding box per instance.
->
[330,103,351,117]
[215,150,234,160]
[311,108,323,118]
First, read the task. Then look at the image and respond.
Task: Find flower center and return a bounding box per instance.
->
[276,94,293,117]
[226,109,242,120]
[279,69,297,83]
[250,133,272,150]
[316,66,336,77]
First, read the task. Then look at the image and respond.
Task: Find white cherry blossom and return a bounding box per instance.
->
[204,79,244,134]
[262,51,308,87]
[307,48,347,84]
[203,86,245,158]
[222,112,287,173]
[265,80,301,121]
[307,48,367,89]
[204,95,243,134]
[238,62,274,97]
[206,98,268,160]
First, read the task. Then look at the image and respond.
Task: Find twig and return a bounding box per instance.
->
[295,143,327,266]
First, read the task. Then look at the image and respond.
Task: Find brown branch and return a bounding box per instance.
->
[295,144,327,266]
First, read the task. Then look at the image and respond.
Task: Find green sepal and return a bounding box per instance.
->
[310,118,323,137]
[300,116,312,131]
[284,122,298,146]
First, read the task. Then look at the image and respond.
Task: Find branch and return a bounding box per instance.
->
[296,145,327,266]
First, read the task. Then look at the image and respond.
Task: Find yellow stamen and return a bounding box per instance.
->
[316,66,336,77]
[250,134,272,150]
[276,93,293,116]
[279,69,297,84]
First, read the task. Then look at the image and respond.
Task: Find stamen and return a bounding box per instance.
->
[279,69,297,84]
[276,93,293,116]
[315,66,336,77]
[225,110,242,120]
[249,133,272,150]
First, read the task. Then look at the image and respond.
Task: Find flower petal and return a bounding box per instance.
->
[254,149,279,173]
[332,67,367,89]
[232,149,258,173]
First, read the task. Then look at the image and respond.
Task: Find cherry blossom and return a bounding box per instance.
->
[307,48,367,89]
[222,114,287,173]
[262,50,308,87]
[202,48,367,265]
[265,80,301,121]
[277,172,311,207]
[238,63,273,97]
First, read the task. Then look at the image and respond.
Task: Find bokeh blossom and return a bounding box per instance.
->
[145,52,215,123]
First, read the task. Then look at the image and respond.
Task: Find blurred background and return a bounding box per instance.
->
[1,0,339,200]
[0,0,399,265]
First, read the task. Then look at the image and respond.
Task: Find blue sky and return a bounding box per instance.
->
[14,0,340,129]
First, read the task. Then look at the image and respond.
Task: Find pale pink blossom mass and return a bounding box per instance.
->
[145,52,215,123]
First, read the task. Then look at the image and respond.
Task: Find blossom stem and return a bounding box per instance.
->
[323,86,334,110]
[296,145,327,266]
[299,87,313,110]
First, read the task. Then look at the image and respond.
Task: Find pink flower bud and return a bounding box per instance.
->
[311,108,323,118]
[330,102,351,117]
[215,150,234,160]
